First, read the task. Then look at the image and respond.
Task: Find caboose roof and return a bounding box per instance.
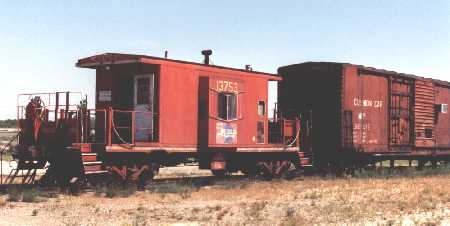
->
[279,62,450,87]
[76,52,281,81]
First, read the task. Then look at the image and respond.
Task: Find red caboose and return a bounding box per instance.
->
[71,51,301,182]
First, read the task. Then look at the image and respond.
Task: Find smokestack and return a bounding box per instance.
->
[201,49,212,65]
[164,50,168,59]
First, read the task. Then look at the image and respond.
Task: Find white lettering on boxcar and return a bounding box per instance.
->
[354,98,383,108]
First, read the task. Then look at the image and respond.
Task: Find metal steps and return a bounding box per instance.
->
[79,148,109,176]
[297,152,313,168]
[85,170,109,175]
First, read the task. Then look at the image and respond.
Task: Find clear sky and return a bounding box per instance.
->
[0,0,449,119]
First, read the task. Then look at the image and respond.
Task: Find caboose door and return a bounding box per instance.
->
[134,74,155,142]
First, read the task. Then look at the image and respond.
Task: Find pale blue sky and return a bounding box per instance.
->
[0,1,449,119]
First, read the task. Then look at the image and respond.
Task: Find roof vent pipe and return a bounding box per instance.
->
[201,49,212,65]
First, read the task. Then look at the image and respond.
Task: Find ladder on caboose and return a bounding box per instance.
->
[4,159,46,185]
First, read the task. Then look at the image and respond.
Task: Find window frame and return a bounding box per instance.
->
[217,91,238,121]
[257,100,266,117]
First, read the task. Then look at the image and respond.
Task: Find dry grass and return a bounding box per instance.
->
[0,166,448,226]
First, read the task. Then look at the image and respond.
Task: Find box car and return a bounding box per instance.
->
[278,62,450,168]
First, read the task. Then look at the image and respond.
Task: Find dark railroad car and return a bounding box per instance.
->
[278,62,450,169]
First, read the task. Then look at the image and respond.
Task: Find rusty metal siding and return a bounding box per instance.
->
[342,65,389,152]
[434,85,450,146]
[388,77,414,147]
[279,62,450,158]
[414,79,436,147]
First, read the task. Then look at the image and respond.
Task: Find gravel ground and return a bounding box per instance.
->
[0,167,449,226]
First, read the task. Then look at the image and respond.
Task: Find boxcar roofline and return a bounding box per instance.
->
[279,61,450,86]
[76,52,282,81]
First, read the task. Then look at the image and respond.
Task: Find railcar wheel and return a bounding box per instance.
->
[259,160,293,180]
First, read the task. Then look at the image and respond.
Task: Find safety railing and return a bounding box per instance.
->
[16,105,159,147]
[110,110,159,145]
[77,109,108,144]
[16,105,108,144]
[17,92,83,122]
[268,118,300,146]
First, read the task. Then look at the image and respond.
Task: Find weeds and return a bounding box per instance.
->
[303,190,322,200]
[216,181,249,190]
[132,214,147,226]
[207,204,222,213]
[22,189,39,203]
[354,165,450,179]
[7,187,21,202]
[191,207,201,214]
[147,181,199,199]
[38,190,59,199]
[104,184,137,198]
[6,187,57,203]
[283,215,308,226]
[285,207,295,217]
[216,209,229,220]
[246,201,268,220]
[94,184,104,196]
[136,205,146,211]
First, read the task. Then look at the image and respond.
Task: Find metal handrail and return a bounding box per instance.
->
[268,118,300,146]
[110,109,158,145]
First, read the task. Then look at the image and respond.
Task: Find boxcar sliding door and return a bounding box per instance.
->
[389,77,413,147]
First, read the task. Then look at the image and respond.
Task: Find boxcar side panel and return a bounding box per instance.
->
[435,85,450,147]
[342,65,388,152]
[414,79,436,147]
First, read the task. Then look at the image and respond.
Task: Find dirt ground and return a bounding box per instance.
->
[0,166,449,226]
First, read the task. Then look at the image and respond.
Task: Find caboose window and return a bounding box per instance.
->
[136,77,150,105]
[257,121,265,143]
[258,101,265,116]
[218,92,237,120]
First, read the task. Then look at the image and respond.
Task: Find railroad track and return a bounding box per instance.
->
[0,170,301,192]
[1,164,448,193]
